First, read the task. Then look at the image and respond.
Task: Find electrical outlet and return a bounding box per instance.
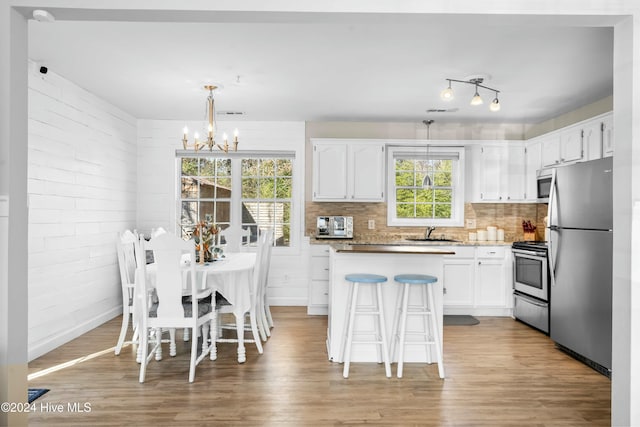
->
[368,219,375,230]
[466,219,477,229]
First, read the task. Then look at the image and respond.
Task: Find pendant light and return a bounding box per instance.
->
[421,120,434,189]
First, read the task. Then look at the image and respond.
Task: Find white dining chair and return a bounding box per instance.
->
[218,225,251,252]
[115,229,140,355]
[136,232,215,383]
[213,230,269,361]
[257,228,274,341]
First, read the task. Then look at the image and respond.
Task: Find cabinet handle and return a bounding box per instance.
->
[488,251,496,254]
[478,261,482,265]
[324,268,329,271]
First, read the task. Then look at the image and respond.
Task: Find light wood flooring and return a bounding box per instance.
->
[27,307,610,426]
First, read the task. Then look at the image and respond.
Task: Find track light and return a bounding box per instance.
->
[440,77,501,112]
[440,80,454,101]
[470,84,483,106]
[490,92,501,112]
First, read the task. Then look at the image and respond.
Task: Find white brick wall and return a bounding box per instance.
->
[27,64,137,360]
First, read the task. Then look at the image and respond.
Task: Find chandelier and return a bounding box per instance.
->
[181,85,239,152]
[440,77,501,112]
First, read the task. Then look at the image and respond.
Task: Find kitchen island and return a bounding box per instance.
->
[327,244,454,364]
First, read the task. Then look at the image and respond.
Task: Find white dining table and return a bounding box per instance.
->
[197,252,256,363]
[146,252,257,363]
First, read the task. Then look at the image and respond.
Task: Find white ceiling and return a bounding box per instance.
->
[27,12,613,125]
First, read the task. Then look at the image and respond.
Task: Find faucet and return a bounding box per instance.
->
[425,226,436,239]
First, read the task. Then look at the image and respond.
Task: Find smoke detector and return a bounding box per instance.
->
[33,9,55,23]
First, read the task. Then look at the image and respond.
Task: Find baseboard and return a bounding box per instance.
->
[267,297,307,306]
[28,306,122,361]
[307,305,328,315]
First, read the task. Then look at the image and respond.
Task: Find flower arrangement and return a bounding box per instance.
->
[193,220,220,262]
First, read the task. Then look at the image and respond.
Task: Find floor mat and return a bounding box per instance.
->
[444,315,480,326]
[28,388,49,403]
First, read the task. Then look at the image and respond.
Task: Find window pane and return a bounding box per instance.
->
[434,171,452,186]
[181,158,198,176]
[276,177,292,198]
[242,159,258,176]
[259,180,275,198]
[214,201,231,224]
[181,177,198,198]
[435,189,452,203]
[242,178,259,198]
[396,203,414,218]
[278,224,290,247]
[216,178,232,198]
[259,159,275,176]
[396,188,414,202]
[395,171,415,187]
[181,201,198,225]
[200,201,214,222]
[281,202,291,223]
[199,158,215,176]
[416,204,433,218]
[199,179,216,198]
[218,159,232,176]
[416,188,433,202]
[276,159,292,177]
[435,204,452,218]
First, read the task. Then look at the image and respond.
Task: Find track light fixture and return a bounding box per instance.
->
[440,77,501,112]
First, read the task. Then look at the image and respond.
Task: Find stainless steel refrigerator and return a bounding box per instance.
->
[547,156,613,373]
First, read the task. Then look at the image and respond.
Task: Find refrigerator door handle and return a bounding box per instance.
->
[547,169,558,287]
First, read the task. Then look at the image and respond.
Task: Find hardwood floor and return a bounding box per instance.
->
[27,307,610,426]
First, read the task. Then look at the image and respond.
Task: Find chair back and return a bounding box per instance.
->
[116,230,138,291]
[141,232,197,322]
[219,225,251,252]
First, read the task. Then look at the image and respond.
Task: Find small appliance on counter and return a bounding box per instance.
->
[316,216,353,239]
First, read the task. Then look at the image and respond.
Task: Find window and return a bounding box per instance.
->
[387,146,465,226]
[178,152,294,247]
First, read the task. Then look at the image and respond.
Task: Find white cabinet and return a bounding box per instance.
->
[475,246,508,308]
[308,244,330,315]
[539,113,615,167]
[525,141,542,202]
[442,246,475,308]
[443,245,511,316]
[602,114,614,157]
[583,119,604,161]
[468,143,526,202]
[312,139,385,202]
[541,126,584,167]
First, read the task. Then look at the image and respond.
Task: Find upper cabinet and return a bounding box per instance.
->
[467,142,527,202]
[540,126,583,167]
[539,112,613,167]
[312,139,385,202]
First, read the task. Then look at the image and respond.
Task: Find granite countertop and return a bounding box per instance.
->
[312,237,512,247]
[332,243,456,255]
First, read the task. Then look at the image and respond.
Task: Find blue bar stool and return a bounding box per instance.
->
[342,273,391,378]
[391,274,444,379]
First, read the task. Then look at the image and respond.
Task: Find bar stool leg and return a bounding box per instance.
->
[396,282,411,379]
[376,282,392,378]
[389,282,403,364]
[427,284,445,379]
[421,285,433,364]
[343,282,360,378]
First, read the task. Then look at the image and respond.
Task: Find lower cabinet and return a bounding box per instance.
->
[308,244,330,315]
[442,245,511,316]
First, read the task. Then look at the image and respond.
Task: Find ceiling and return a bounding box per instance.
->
[27,12,614,125]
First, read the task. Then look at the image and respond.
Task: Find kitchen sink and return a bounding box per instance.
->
[404,238,460,242]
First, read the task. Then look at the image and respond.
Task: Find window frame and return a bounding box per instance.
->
[175,150,297,253]
[386,145,465,227]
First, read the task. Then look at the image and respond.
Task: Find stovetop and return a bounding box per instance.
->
[512,240,548,251]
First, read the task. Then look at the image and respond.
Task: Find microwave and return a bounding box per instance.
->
[316,216,353,239]
[536,168,553,202]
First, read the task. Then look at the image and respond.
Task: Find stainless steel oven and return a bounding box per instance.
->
[512,241,549,334]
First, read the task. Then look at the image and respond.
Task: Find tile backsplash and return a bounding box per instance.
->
[306,202,548,242]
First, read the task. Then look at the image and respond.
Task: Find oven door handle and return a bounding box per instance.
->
[512,249,547,258]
